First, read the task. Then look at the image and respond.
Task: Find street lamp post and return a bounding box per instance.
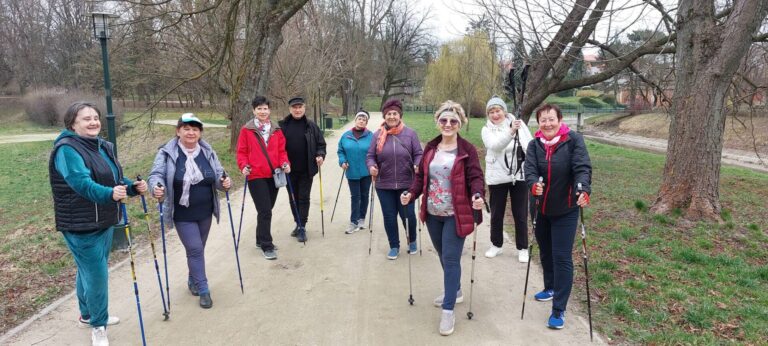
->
[89,12,119,149]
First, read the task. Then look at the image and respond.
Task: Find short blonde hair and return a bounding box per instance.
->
[433,100,468,128]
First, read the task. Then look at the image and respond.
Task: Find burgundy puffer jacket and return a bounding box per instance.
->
[408,135,485,237]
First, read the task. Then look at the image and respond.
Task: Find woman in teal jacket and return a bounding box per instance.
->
[48,101,147,345]
[337,110,373,234]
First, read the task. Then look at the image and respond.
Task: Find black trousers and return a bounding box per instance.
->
[488,181,529,249]
[248,178,279,251]
[287,172,313,227]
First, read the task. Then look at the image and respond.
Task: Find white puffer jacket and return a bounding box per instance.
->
[481,114,534,185]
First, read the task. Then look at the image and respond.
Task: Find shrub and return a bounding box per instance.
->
[556,89,574,97]
[579,97,603,108]
[23,89,122,132]
[601,94,616,105]
[575,89,602,97]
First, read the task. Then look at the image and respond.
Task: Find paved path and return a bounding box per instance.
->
[3,117,602,345]
[0,133,58,144]
[584,129,768,173]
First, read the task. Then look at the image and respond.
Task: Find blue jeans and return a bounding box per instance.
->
[535,208,578,313]
[425,215,465,310]
[175,217,213,294]
[63,227,114,327]
[348,176,371,223]
[376,188,416,249]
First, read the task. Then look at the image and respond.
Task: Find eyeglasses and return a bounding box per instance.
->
[438,118,459,126]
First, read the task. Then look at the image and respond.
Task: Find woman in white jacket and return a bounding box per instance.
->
[481,95,534,262]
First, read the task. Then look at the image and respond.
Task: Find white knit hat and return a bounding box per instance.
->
[485,95,507,113]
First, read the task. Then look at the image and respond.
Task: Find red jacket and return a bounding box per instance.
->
[409,135,485,237]
[236,119,290,180]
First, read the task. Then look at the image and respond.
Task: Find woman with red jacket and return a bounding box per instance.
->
[401,101,486,336]
[236,95,290,260]
[524,104,592,330]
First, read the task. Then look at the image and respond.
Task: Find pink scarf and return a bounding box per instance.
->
[535,123,570,161]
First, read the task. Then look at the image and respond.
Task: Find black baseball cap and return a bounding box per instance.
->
[288,97,305,106]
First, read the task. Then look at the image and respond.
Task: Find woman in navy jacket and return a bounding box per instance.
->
[337,110,373,234]
[524,104,592,330]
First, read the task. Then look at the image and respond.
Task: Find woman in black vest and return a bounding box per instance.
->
[49,102,147,345]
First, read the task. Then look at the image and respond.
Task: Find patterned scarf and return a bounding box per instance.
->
[177,141,203,207]
[376,121,404,153]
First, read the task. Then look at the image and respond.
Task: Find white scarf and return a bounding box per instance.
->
[178,141,203,207]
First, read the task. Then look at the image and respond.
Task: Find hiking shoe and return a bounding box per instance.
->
[439,309,455,336]
[263,249,277,260]
[91,326,108,346]
[290,226,299,237]
[296,228,307,242]
[345,222,358,234]
[534,289,554,302]
[387,248,399,260]
[485,245,503,258]
[433,290,464,307]
[356,219,366,231]
[547,311,565,329]
[199,292,213,309]
[78,316,119,328]
[408,241,418,255]
[518,248,530,263]
[188,279,199,296]
[256,243,278,250]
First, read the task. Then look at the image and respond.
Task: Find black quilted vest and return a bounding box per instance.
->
[48,135,123,232]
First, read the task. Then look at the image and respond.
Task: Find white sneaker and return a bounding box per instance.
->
[78,315,120,328]
[356,219,366,231]
[433,290,464,307]
[91,326,109,346]
[439,310,455,336]
[485,245,503,258]
[518,248,530,263]
[344,222,358,234]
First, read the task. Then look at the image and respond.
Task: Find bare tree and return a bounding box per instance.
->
[652,0,768,220]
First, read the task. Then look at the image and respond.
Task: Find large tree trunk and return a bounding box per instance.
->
[651,0,768,221]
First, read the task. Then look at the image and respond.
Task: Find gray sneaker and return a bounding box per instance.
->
[439,310,455,336]
[263,249,277,260]
[433,290,464,307]
[356,219,366,230]
[345,222,358,234]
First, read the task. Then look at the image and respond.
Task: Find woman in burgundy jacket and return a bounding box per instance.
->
[401,100,485,336]
[236,95,290,260]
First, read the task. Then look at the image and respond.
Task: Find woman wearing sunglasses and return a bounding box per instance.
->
[401,100,485,336]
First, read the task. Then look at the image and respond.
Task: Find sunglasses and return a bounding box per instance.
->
[438,118,459,126]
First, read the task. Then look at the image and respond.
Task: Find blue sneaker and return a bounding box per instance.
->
[296,227,307,243]
[547,311,565,329]
[408,241,417,255]
[387,248,399,260]
[534,289,554,301]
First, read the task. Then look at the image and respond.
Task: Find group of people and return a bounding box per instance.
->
[49,94,591,344]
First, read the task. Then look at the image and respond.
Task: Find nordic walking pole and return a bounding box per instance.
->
[467,193,488,320]
[120,200,147,346]
[330,167,346,222]
[136,176,169,321]
[318,165,325,238]
[155,183,171,315]
[221,172,244,293]
[236,165,249,248]
[417,196,423,256]
[522,176,543,320]
[285,173,306,245]
[368,179,376,255]
[401,192,414,305]
[578,183,594,341]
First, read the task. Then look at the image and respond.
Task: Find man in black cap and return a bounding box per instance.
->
[279,96,326,242]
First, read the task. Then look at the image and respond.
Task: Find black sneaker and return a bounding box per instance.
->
[188,279,199,296]
[199,293,212,309]
[296,227,307,243]
[290,226,299,237]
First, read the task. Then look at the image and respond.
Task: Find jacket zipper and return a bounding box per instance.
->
[393,139,398,189]
[542,144,552,215]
